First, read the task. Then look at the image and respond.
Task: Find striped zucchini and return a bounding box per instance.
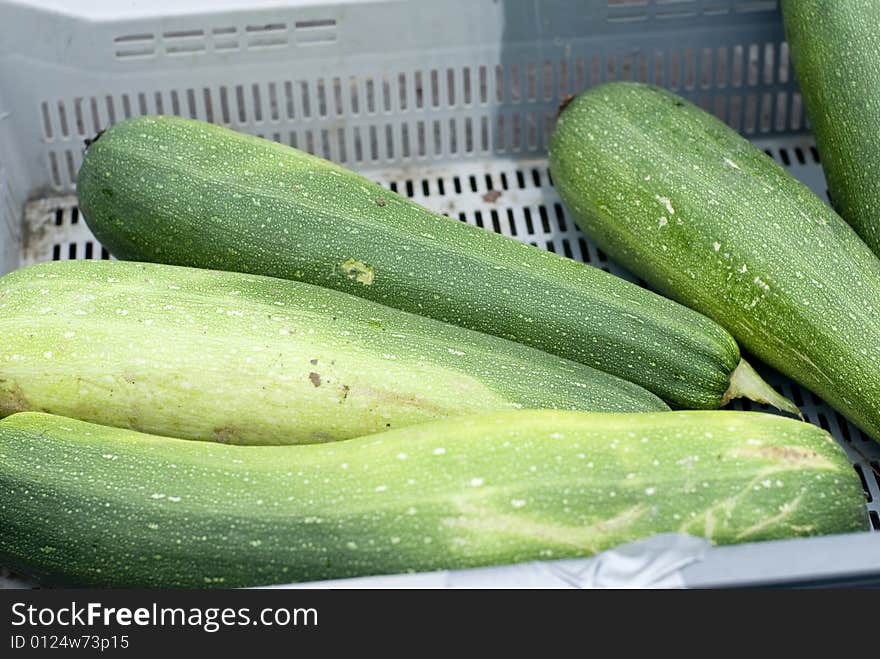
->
[0,260,667,445]
[549,82,880,442]
[75,115,794,413]
[783,0,880,255]
[0,410,864,587]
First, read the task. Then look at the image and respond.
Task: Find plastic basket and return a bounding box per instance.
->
[1,0,878,587]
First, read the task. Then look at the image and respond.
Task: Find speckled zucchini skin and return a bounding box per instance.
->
[0,410,864,587]
[549,82,880,442]
[77,115,747,410]
[0,260,666,444]
[783,0,880,256]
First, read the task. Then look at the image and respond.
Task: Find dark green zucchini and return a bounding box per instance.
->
[75,115,794,413]
[783,0,880,255]
[549,82,880,442]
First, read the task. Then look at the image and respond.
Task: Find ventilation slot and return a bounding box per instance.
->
[246,23,288,49]
[212,26,239,51]
[114,33,156,59]
[606,0,649,23]
[164,29,206,55]
[295,18,337,44]
[657,2,698,20]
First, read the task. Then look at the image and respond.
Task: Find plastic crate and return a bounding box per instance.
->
[1,0,879,587]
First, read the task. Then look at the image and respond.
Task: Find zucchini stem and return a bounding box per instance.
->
[722,359,802,418]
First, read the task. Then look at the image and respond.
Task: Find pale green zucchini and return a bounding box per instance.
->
[549,82,880,442]
[0,410,865,587]
[0,260,667,445]
[75,114,794,412]
[783,0,880,255]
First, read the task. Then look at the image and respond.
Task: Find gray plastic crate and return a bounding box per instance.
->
[1,0,879,587]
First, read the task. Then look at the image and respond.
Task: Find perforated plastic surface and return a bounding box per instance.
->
[0,1,878,588]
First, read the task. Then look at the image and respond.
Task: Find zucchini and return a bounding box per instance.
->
[75,115,793,413]
[783,0,880,255]
[549,82,880,442]
[0,410,864,587]
[0,260,667,444]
